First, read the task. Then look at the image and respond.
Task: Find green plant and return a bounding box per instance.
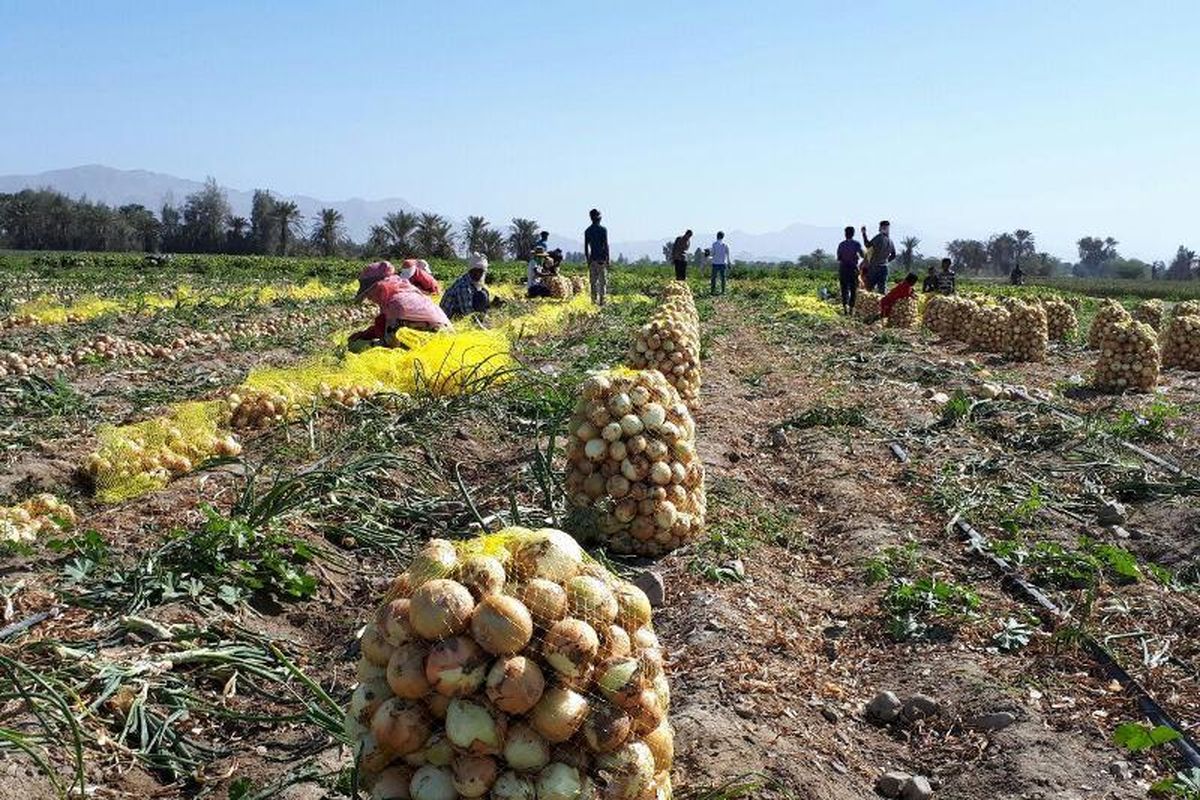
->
[1152,768,1200,798]
[1113,721,1181,752]
[1107,400,1180,443]
[881,576,981,641]
[992,617,1036,652]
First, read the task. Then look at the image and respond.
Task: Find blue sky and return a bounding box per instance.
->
[1,1,1196,261]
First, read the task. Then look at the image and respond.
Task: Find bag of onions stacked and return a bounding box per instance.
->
[1004,301,1048,362]
[627,294,700,404]
[565,369,705,557]
[946,296,978,342]
[348,528,673,800]
[920,295,955,335]
[1132,299,1165,332]
[853,291,882,321]
[887,295,918,328]
[1161,304,1200,371]
[1041,297,1078,341]
[966,304,1010,353]
[1088,300,1131,349]
[544,277,575,300]
[1093,319,1159,392]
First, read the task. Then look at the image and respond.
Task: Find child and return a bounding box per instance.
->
[880,272,919,321]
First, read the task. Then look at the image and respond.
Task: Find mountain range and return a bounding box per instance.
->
[0,165,867,261]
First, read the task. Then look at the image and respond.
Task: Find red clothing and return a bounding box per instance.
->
[350,275,449,341]
[880,281,916,317]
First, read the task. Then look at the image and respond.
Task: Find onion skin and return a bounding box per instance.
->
[408,540,458,587]
[369,765,414,799]
[387,642,432,700]
[598,624,633,660]
[377,598,415,646]
[622,688,665,736]
[582,701,633,753]
[536,762,585,800]
[614,583,652,630]
[519,578,569,628]
[491,770,536,800]
[543,618,600,678]
[470,594,534,656]
[370,697,431,756]
[486,655,545,714]
[595,656,645,707]
[565,576,618,627]
[408,579,475,640]
[643,721,674,772]
[445,698,506,755]
[361,624,395,667]
[457,554,506,599]
[350,677,393,727]
[529,686,589,743]
[451,755,498,798]
[503,722,551,772]
[424,636,487,697]
[409,765,457,800]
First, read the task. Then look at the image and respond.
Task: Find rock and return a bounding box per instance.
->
[769,428,790,448]
[900,694,941,723]
[1097,499,1127,526]
[901,775,933,800]
[866,691,903,723]
[975,382,1002,399]
[633,570,665,608]
[725,559,746,580]
[1109,760,1134,781]
[965,711,1016,732]
[875,771,910,797]
[820,705,839,723]
[929,392,950,405]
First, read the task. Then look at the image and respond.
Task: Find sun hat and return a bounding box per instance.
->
[355,261,395,301]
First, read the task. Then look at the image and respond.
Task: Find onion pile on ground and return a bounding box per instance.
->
[1004,301,1048,362]
[544,277,575,300]
[887,296,919,329]
[628,285,700,403]
[853,291,882,321]
[347,528,673,800]
[1133,299,1165,332]
[565,369,705,556]
[570,277,588,296]
[319,383,374,409]
[966,304,1010,353]
[1088,300,1131,349]
[1094,319,1160,392]
[1041,298,1078,341]
[228,390,294,429]
[0,494,75,546]
[946,296,979,341]
[1161,304,1200,371]
[920,295,955,335]
[83,427,242,485]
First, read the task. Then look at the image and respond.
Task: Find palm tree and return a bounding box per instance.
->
[310,208,345,256]
[462,215,490,255]
[272,201,302,255]
[900,236,920,269]
[1013,229,1036,260]
[507,218,539,261]
[414,213,457,259]
[479,228,506,263]
[382,211,419,258]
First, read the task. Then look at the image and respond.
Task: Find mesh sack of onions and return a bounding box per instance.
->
[1041,298,1078,341]
[570,276,588,296]
[1004,302,1048,362]
[628,312,700,403]
[1133,299,1165,332]
[565,369,705,557]
[1,494,75,547]
[1161,313,1200,371]
[545,277,575,300]
[1088,300,1131,349]
[228,389,293,429]
[1174,300,1200,320]
[920,295,955,335]
[853,291,882,320]
[347,528,674,800]
[887,295,919,328]
[1093,319,1159,392]
[966,304,1010,353]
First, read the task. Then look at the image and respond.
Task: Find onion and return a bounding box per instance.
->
[536,763,584,800]
[614,583,652,630]
[344,711,368,743]
[565,576,618,627]
[425,693,450,720]
[582,701,632,753]
[408,540,458,587]
[491,770,537,800]
[503,721,551,771]
[358,658,386,682]
[350,677,393,726]
[386,642,432,699]
[359,732,397,774]
[510,529,583,582]
[543,618,600,678]
[361,624,395,667]
[377,599,415,646]
[470,594,534,655]
[445,698,505,755]
[370,697,431,756]
[486,656,545,714]
[608,392,632,416]
[370,765,414,799]
[639,403,666,430]
[424,636,487,697]
[405,733,453,767]
[622,688,665,735]
[643,721,673,772]
[408,579,475,640]
[652,672,671,711]
[457,554,506,599]
[596,657,645,706]
[519,578,568,625]
[584,438,608,461]
[597,624,632,660]
[452,755,498,798]
[595,742,656,799]
[529,686,588,743]
[409,765,456,800]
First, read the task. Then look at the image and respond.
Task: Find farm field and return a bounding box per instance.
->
[2,252,1199,800]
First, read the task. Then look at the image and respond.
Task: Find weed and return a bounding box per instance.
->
[1113,721,1181,752]
[881,575,981,641]
[775,404,867,431]
[991,617,1036,652]
[1106,400,1180,443]
[1153,768,1200,798]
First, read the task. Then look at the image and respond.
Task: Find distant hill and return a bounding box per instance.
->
[0,165,419,243]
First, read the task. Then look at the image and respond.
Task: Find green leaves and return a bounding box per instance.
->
[1113,721,1181,752]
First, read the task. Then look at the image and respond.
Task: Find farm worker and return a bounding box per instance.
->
[584,208,610,305]
[880,272,920,320]
[536,230,551,253]
[527,247,553,298]
[670,230,693,281]
[835,226,864,315]
[398,258,441,294]
[348,261,450,350]
[440,253,492,319]
[710,231,731,296]
[1010,262,1026,286]
[935,258,957,295]
[861,220,897,293]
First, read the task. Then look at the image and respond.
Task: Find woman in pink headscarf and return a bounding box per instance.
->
[348,260,451,349]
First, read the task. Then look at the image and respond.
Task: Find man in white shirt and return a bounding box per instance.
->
[710,231,731,295]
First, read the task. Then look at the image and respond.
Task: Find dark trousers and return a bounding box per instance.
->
[838,268,858,312]
[868,265,888,293]
[711,264,727,294]
[672,259,687,280]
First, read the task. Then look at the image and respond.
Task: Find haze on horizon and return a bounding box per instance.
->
[1,1,1196,262]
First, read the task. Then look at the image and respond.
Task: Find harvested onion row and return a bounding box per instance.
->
[348,528,673,800]
[966,304,1010,353]
[1041,298,1078,341]
[1161,312,1200,371]
[1004,301,1048,362]
[1094,319,1159,392]
[1132,299,1165,332]
[852,291,882,321]
[887,296,919,329]
[628,284,700,403]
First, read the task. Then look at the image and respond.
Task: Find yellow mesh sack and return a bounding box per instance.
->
[1,494,76,547]
[13,295,122,325]
[502,293,597,339]
[783,293,838,320]
[348,526,673,798]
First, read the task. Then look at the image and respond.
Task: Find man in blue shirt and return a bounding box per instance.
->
[836,226,864,315]
[584,209,610,305]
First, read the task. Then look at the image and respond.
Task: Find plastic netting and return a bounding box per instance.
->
[501,293,597,339]
[783,292,839,320]
[0,494,76,547]
[11,295,121,325]
[349,526,673,799]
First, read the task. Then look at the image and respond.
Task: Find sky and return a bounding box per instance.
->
[1,0,1197,261]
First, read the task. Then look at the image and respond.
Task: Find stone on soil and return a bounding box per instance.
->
[633,569,666,607]
[900,694,941,722]
[901,775,934,800]
[875,771,910,797]
[965,711,1016,732]
[866,690,903,723]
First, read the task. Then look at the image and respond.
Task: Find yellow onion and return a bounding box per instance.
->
[596,656,645,706]
[386,642,432,699]
[486,656,545,714]
[358,658,386,682]
[409,579,475,640]
[491,770,536,800]
[361,624,395,667]
[621,688,665,736]
[377,598,415,646]
[565,575,618,627]
[536,763,584,800]
[370,765,414,799]
[424,636,487,697]
[595,742,656,799]
[582,701,633,753]
[370,698,431,756]
[457,554,506,599]
[613,583,652,630]
[503,722,551,772]
[445,698,505,755]
[405,733,453,767]
[643,721,673,772]
[543,618,600,678]
[470,594,534,656]
[510,529,584,583]
[519,578,568,625]
[426,694,450,720]
[359,732,397,775]
[409,765,456,800]
[409,540,458,587]
[452,755,498,798]
[350,677,393,726]
[529,686,588,743]
[597,624,632,660]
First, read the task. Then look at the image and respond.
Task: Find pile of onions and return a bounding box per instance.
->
[347,528,674,800]
[1133,299,1165,333]
[1004,301,1048,362]
[1088,300,1131,349]
[318,383,373,409]
[1094,319,1159,392]
[0,493,76,546]
[228,390,294,429]
[966,304,1010,353]
[564,369,706,556]
[1161,306,1200,371]
[852,291,882,321]
[946,296,980,341]
[543,276,575,300]
[887,296,919,329]
[628,284,701,403]
[570,276,588,296]
[1041,297,1078,341]
[83,429,241,486]
[920,295,956,335]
